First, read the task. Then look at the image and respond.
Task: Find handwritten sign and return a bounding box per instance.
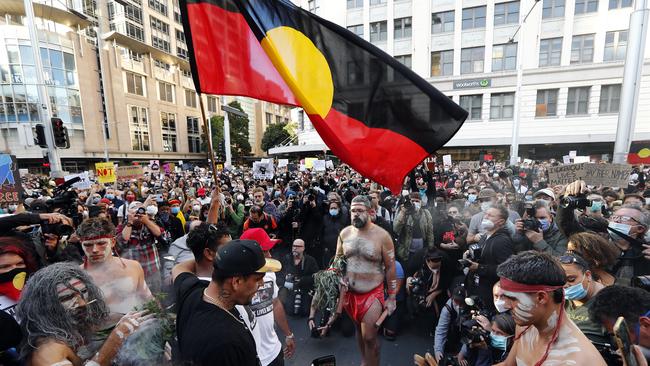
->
[64,171,92,190]
[304,157,317,169]
[548,163,631,187]
[278,159,289,168]
[0,155,23,204]
[95,162,116,184]
[312,160,326,172]
[458,161,480,171]
[326,160,334,169]
[253,161,274,179]
[117,165,144,180]
[442,154,452,167]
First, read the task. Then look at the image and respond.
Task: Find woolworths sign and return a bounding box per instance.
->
[453,78,491,89]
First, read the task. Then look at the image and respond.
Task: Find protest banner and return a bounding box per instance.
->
[149,160,160,171]
[312,160,326,171]
[19,168,29,177]
[458,161,480,171]
[253,161,275,179]
[548,163,631,187]
[304,157,317,169]
[442,154,452,167]
[95,162,116,184]
[0,154,23,204]
[64,172,92,190]
[574,156,590,163]
[326,160,334,169]
[117,165,144,180]
[278,159,289,168]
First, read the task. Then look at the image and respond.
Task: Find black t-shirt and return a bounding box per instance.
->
[174,273,261,366]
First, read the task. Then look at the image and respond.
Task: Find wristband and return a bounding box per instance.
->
[309,318,315,322]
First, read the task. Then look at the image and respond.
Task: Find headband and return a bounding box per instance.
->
[80,235,114,242]
[500,277,564,293]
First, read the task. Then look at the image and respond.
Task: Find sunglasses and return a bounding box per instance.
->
[426,257,442,263]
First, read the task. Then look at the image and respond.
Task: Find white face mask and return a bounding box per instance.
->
[146,205,158,216]
[494,299,507,313]
[481,219,495,231]
[413,202,422,211]
[192,204,201,211]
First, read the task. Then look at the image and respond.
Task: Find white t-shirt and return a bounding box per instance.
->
[237,272,281,366]
[1,294,18,319]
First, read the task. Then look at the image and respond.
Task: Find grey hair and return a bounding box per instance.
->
[16,262,109,357]
[620,204,650,227]
[76,217,116,239]
[351,195,371,208]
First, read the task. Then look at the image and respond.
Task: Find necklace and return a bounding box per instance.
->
[203,289,247,328]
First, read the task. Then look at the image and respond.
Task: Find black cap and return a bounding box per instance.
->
[213,239,281,277]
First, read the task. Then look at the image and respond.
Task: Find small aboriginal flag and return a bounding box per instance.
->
[181,0,468,192]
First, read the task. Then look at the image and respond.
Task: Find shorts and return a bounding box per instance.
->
[344,284,385,324]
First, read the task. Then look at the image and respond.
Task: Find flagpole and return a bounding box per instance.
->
[198,94,219,186]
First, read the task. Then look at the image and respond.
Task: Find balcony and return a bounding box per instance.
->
[0,0,91,28]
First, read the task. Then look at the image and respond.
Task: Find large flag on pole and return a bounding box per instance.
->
[180,0,468,192]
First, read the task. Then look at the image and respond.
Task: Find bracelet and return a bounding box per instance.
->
[286,333,294,339]
[308,318,315,321]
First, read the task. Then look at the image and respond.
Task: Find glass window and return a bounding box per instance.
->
[599,84,621,113]
[370,21,387,42]
[19,45,34,65]
[266,112,272,125]
[207,96,218,113]
[462,6,486,30]
[129,106,150,151]
[494,1,520,25]
[7,46,19,64]
[187,116,201,153]
[63,53,75,70]
[126,72,144,96]
[492,43,517,71]
[604,30,627,61]
[567,86,590,115]
[23,66,37,84]
[10,65,23,84]
[347,0,363,9]
[50,50,63,69]
[575,0,598,14]
[395,54,412,68]
[431,50,454,76]
[159,82,174,102]
[432,11,455,34]
[539,37,562,66]
[370,0,386,4]
[394,17,412,39]
[460,94,483,120]
[40,48,50,67]
[185,89,197,108]
[347,24,364,38]
[490,92,515,119]
[148,0,168,16]
[461,46,485,74]
[535,89,559,117]
[570,34,594,64]
[542,0,565,18]
[52,69,65,86]
[609,0,633,9]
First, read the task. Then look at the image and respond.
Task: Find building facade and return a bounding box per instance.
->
[285,0,650,161]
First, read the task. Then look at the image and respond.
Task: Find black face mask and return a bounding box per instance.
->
[0,268,27,301]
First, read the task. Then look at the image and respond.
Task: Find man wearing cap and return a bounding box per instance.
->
[514,200,567,256]
[172,239,281,365]
[238,228,295,366]
[532,188,555,204]
[333,195,397,366]
[496,251,605,366]
[168,199,186,230]
[197,187,211,206]
[156,200,184,242]
[467,188,520,244]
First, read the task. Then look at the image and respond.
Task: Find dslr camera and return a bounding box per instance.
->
[459,296,491,345]
[458,243,482,268]
[560,196,592,210]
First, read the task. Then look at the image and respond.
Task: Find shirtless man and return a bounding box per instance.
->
[77,217,152,325]
[332,195,396,366]
[496,251,606,366]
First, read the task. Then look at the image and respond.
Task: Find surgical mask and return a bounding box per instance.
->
[146,205,158,216]
[413,202,422,211]
[564,279,588,300]
[329,208,339,216]
[105,194,115,200]
[490,332,509,350]
[481,219,495,231]
[494,299,507,313]
[236,194,244,201]
[524,195,533,201]
[538,218,551,232]
[171,207,180,214]
[468,194,477,203]
[126,196,135,202]
[192,204,201,211]
[481,201,492,212]
[608,222,632,241]
[590,201,603,213]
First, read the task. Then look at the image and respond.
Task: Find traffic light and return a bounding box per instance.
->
[33,124,47,148]
[217,140,226,158]
[51,117,70,149]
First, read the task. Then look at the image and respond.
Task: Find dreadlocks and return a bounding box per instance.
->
[16,262,109,357]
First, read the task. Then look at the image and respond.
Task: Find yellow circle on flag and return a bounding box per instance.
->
[13,271,26,290]
[261,26,334,118]
[638,148,650,158]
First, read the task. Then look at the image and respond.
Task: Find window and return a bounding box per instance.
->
[566,86,590,115]
[347,24,363,38]
[149,16,169,35]
[148,0,168,16]
[125,4,143,24]
[494,1,520,25]
[461,46,485,74]
[432,11,455,34]
[266,112,272,125]
[158,81,174,102]
[154,59,171,71]
[394,17,412,39]
[161,111,177,152]
[462,6,486,30]
[129,106,150,151]
[347,0,363,9]
[370,21,387,42]
[181,69,192,78]
[570,34,594,64]
[492,43,517,71]
[173,0,181,23]
[308,0,319,12]
[370,0,386,4]
[151,36,171,53]
[575,0,598,14]
[187,116,201,153]
[460,95,483,120]
[539,37,562,66]
[599,84,621,113]
[276,115,282,124]
[125,22,144,42]
[207,96,218,113]
[430,50,453,76]
[395,54,412,68]
[535,89,559,117]
[175,29,185,43]
[609,0,633,9]
[185,89,197,108]
[125,72,144,96]
[542,0,565,18]
[489,93,515,120]
[604,30,627,61]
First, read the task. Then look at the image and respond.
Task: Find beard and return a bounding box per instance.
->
[352,217,367,228]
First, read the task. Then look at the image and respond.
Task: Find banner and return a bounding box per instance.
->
[0,154,23,204]
[458,161,480,171]
[253,161,275,179]
[442,154,452,167]
[117,166,144,180]
[312,160,326,171]
[548,163,631,187]
[64,172,92,190]
[149,160,160,171]
[278,159,289,168]
[304,157,317,169]
[95,162,116,184]
[326,160,334,169]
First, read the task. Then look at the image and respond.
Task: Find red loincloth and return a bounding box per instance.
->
[343,284,385,324]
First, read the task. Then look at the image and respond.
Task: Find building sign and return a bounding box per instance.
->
[453,78,491,90]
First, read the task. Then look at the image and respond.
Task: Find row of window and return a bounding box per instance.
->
[125,72,198,108]
[265,112,290,125]
[459,84,621,121]
[129,106,202,153]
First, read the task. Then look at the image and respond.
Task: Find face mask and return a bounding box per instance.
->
[590,201,603,213]
[468,194,477,203]
[413,202,422,211]
[481,219,495,231]
[126,196,135,202]
[105,194,115,200]
[236,194,244,201]
[524,195,533,201]
[146,205,158,216]
[0,268,27,301]
[8,204,17,212]
[171,207,180,214]
[645,198,650,206]
[513,181,520,187]
[494,299,507,313]
[193,204,201,212]
[564,277,589,300]
[538,218,551,232]
[329,209,339,216]
[490,332,509,350]
[481,201,492,212]
[419,188,426,195]
[608,222,632,241]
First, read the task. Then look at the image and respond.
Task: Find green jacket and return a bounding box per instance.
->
[225,203,245,238]
[393,208,434,262]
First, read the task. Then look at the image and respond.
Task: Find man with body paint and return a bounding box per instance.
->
[495,251,606,366]
[329,195,397,366]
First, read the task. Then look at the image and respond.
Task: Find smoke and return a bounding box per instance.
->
[114,319,165,365]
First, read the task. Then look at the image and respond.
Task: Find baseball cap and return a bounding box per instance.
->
[197,187,206,196]
[478,188,496,199]
[240,228,280,251]
[213,239,281,276]
[533,188,555,200]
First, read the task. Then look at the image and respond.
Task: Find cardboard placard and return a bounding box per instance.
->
[0,154,23,204]
[117,165,144,180]
[326,160,334,169]
[312,160,326,171]
[253,161,275,179]
[569,150,577,158]
[458,161,480,171]
[304,157,317,169]
[278,159,289,168]
[19,168,29,177]
[562,155,571,164]
[95,162,116,184]
[64,172,92,190]
[287,163,297,172]
[442,154,452,167]
[548,163,631,187]
[149,160,160,171]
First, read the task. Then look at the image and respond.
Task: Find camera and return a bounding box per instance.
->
[467,243,482,261]
[522,218,541,231]
[136,207,146,215]
[560,196,592,210]
[399,196,413,212]
[41,221,74,236]
[460,296,490,345]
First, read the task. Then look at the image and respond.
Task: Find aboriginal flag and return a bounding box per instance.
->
[181,0,468,192]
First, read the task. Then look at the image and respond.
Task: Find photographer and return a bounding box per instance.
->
[434,286,468,364]
[320,200,348,268]
[513,200,567,256]
[394,192,434,273]
[277,239,318,317]
[278,193,302,247]
[406,248,453,318]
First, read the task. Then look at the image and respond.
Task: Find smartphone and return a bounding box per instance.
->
[613,316,638,366]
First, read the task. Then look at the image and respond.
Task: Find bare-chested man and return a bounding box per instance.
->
[332,195,396,366]
[496,251,606,366]
[77,217,152,325]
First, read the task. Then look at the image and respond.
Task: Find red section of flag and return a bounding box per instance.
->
[308,109,428,192]
[186,2,298,105]
[627,153,650,164]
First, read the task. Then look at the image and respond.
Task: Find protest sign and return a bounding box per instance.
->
[304,157,317,169]
[117,166,144,180]
[299,164,306,172]
[458,161,480,171]
[562,155,571,164]
[569,150,577,158]
[0,154,23,204]
[95,162,116,184]
[574,156,590,163]
[326,160,334,169]
[548,163,631,187]
[149,160,160,171]
[287,163,297,172]
[64,172,92,190]
[278,159,289,168]
[216,164,224,171]
[442,154,452,167]
[253,161,275,179]
[19,168,29,177]
[312,160,326,171]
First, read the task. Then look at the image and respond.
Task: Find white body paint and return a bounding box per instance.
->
[502,290,536,323]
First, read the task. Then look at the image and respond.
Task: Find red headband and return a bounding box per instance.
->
[80,235,114,242]
[500,277,564,293]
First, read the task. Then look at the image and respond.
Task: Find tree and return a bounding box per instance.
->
[261,122,291,153]
[205,101,251,161]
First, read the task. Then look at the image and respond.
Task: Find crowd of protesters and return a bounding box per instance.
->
[0,157,649,366]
